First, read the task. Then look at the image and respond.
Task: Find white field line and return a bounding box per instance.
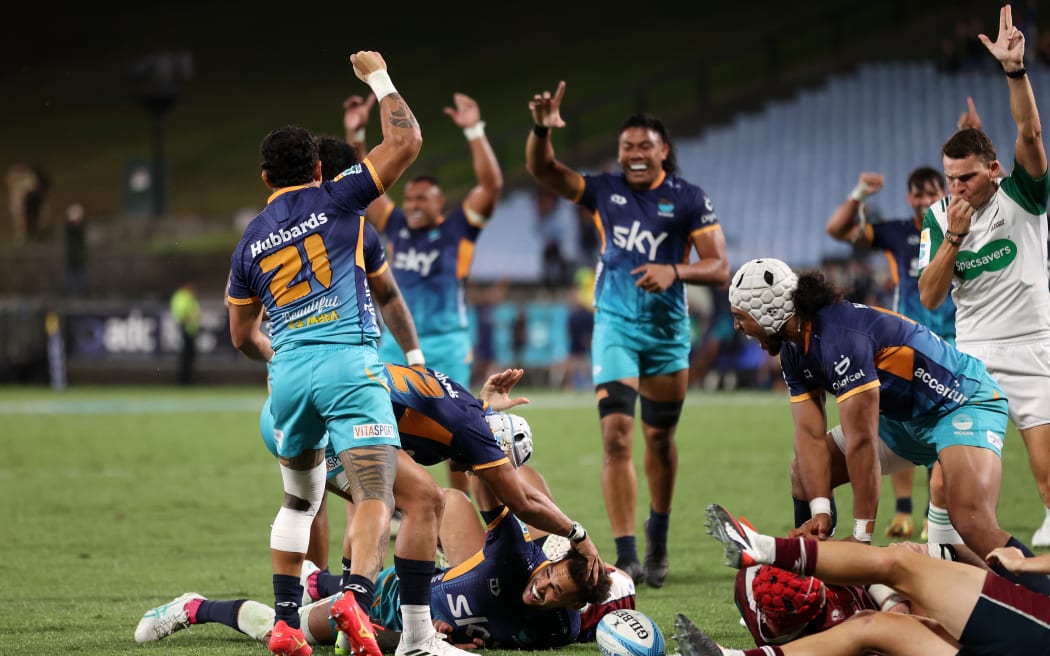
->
[0,390,788,415]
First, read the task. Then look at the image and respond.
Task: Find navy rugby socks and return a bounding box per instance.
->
[193,599,246,631]
[647,508,670,544]
[615,535,638,563]
[273,574,303,626]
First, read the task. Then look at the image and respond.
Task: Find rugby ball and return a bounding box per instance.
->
[596,609,665,656]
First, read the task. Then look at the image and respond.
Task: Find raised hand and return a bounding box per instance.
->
[344,94,376,133]
[528,81,568,129]
[978,4,1025,71]
[350,50,387,82]
[857,172,885,196]
[478,368,529,411]
[957,96,983,131]
[443,93,482,129]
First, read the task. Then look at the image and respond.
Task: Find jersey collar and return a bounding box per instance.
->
[267,182,314,205]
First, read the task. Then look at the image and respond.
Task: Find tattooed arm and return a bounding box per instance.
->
[349,50,423,192]
[369,266,422,362]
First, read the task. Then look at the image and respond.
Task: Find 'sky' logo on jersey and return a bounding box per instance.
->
[612,221,668,260]
[394,248,440,276]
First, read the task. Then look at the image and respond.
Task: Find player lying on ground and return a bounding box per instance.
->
[731,563,910,648]
[257,365,539,656]
[134,482,632,650]
[673,503,1050,656]
[261,364,603,581]
[726,520,917,648]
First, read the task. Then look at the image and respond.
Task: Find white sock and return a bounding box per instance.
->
[753,533,776,563]
[237,600,276,642]
[926,503,963,559]
[400,604,434,644]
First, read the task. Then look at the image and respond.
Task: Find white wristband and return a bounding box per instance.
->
[867,584,906,611]
[352,128,366,143]
[463,121,486,141]
[366,70,397,101]
[849,181,870,202]
[809,497,832,517]
[853,518,874,543]
[405,348,425,367]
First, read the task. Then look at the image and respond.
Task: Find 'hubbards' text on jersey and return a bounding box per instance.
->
[227,163,388,351]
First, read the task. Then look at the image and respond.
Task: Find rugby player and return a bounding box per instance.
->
[728,257,1050,594]
[526,79,730,587]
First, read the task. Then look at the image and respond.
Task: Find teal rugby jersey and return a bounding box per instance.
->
[228,162,388,351]
[379,204,482,336]
[577,171,720,323]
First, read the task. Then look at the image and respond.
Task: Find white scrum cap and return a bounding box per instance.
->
[728,258,799,336]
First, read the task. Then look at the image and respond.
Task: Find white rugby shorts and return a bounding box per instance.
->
[957,338,1050,430]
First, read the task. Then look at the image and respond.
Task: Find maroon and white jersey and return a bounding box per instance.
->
[579,565,637,642]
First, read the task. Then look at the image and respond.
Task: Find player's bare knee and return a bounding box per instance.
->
[442,487,472,510]
[881,545,927,587]
[602,433,634,460]
[950,509,995,542]
[640,396,683,430]
[843,610,887,647]
[642,428,675,461]
[413,476,445,521]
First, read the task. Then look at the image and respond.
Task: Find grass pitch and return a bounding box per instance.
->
[0,386,1042,655]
